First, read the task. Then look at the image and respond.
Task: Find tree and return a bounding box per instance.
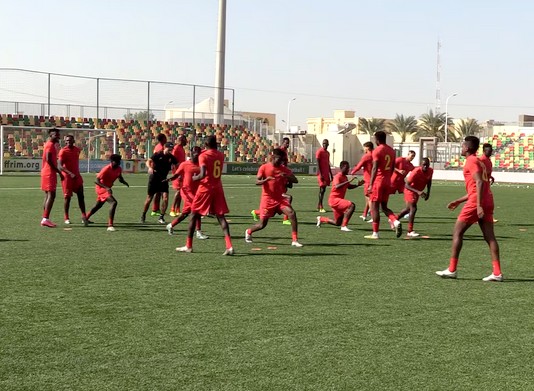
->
[417,110,446,141]
[359,117,387,135]
[452,118,482,140]
[124,110,155,122]
[388,114,419,143]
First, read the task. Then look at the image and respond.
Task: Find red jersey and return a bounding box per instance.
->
[176,160,200,193]
[329,172,350,200]
[172,145,186,165]
[153,143,165,153]
[372,144,396,181]
[351,152,373,183]
[257,163,292,202]
[42,140,58,176]
[463,154,490,201]
[407,167,434,191]
[316,148,331,177]
[479,155,493,178]
[198,149,225,189]
[58,146,81,176]
[391,157,414,185]
[97,164,122,188]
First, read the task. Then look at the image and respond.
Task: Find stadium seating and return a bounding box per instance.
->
[1,114,310,163]
[444,132,534,171]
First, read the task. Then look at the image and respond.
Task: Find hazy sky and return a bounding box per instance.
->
[1,0,533,129]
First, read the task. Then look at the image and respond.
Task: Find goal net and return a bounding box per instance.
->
[1,125,117,175]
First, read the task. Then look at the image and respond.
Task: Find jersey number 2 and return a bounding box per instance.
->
[384,155,392,171]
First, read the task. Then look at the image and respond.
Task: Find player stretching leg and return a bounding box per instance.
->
[165,147,208,239]
[317,161,363,231]
[436,136,503,282]
[86,154,129,231]
[58,134,88,226]
[396,158,433,237]
[365,131,402,239]
[245,148,302,247]
[40,128,64,227]
[176,136,234,255]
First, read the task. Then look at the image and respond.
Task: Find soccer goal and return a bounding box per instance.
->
[0,125,117,175]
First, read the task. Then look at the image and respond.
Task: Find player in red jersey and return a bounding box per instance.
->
[389,150,416,194]
[245,148,302,247]
[149,133,167,217]
[436,136,503,282]
[40,128,64,227]
[317,161,363,231]
[85,154,129,232]
[251,137,292,225]
[316,139,333,212]
[170,135,188,217]
[351,141,374,221]
[165,146,208,239]
[365,131,402,239]
[479,143,498,222]
[58,134,88,226]
[395,158,433,237]
[176,136,234,255]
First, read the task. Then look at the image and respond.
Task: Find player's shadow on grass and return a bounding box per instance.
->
[305,242,391,247]
[0,239,29,242]
[455,277,534,283]
[239,252,348,257]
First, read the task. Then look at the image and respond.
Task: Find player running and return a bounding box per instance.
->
[365,131,402,239]
[317,161,363,231]
[165,146,208,239]
[316,139,333,213]
[170,135,188,217]
[390,150,416,195]
[396,157,433,237]
[40,128,64,227]
[351,141,374,221]
[58,134,88,226]
[245,148,302,247]
[176,136,234,255]
[140,142,178,224]
[86,154,129,231]
[436,136,503,282]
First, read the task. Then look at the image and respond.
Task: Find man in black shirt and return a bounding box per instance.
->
[141,142,178,224]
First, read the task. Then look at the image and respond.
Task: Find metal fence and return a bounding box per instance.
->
[0,68,238,125]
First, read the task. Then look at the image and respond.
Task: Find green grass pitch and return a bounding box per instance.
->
[1,173,534,390]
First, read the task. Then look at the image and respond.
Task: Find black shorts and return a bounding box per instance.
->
[147,175,169,196]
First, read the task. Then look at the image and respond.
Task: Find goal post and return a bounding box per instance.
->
[0,125,117,175]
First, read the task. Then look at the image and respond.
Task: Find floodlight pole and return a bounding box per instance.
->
[287,98,296,133]
[444,93,458,143]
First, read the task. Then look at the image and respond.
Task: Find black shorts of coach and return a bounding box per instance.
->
[147,174,169,196]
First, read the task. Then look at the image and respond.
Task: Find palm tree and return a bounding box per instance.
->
[388,114,419,143]
[359,117,387,135]
[452,118,482,140]
[418,110,446,141]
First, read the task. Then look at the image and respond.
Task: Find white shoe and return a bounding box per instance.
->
[436,268,457,279]
[407,231,420,237]
[64,219,71,225]
[196,230,209,240]
[245,229,252,243]
[176,246,192,253]
[359,215,367,221]
[316,216,321,227]
[403,215,409,220]
[482,273,503,282]
[340,226,352,232]
[223,247,235,256]
[366,218,373,223]
[291,241,303,247]
[393,220,402,238]
[364,232,379,239]
[107,226,116,232]
[166,223,174,235]
[157,217,166,224]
